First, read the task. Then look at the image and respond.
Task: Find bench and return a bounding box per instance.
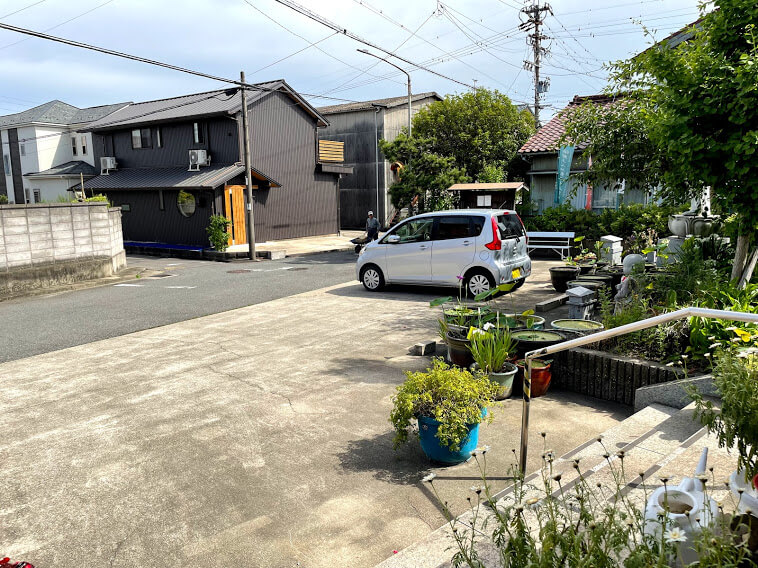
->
[526,231,575,259]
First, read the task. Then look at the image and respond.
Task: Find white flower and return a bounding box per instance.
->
[421,473,436,483]
[483,322,495,331]
[709,343,722,349]
[704,352,712,358]
[666,362,675,367]
[681,355,689,360]
[664,527,687,543]
[471,328,486,337]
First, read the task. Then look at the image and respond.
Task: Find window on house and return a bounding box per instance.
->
[193,122,204,144]
[156,128,163,148]
[33,189,41,203]
[80,136,87,155]
[72,137,77,156]
[131,128,152,149]
[3,154,10,175]
[19,144,25,157]
[476,194,492,207]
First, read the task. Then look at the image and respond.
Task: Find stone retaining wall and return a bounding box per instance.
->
[0,203,125,296]
[551,347,686,407]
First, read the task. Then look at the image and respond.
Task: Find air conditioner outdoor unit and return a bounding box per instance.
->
[100,156,117,175]
[188,149,211,171]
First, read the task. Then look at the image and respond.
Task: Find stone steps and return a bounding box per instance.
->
[374,402,736,568]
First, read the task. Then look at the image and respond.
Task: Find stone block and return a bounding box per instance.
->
[409,341,437,356]
[3,233,31,246]
[2,223,31,235]
[5,252,32,267]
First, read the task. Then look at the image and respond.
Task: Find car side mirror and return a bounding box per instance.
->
[387,235,400,244]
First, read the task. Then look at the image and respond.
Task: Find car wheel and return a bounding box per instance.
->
[360,265,385,291]
[465,270,495,297]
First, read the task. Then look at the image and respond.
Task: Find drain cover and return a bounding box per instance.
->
[148,273,176,279]
[227,269,252,274]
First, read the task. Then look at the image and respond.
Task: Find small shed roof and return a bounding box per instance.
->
[317,92,442,115]
[25,160,98,178]
[447,182,528,192]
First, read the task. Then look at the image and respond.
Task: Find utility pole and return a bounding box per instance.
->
[240,71,256,261]
[520,1,552,129]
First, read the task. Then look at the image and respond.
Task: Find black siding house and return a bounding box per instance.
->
[81,80,350,246]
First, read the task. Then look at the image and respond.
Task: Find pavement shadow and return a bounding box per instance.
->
[327,283,453,304]
[284,252,357,265]
[336,430,434,485]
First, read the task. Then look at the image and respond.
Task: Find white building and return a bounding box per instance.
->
[1,100,128,203]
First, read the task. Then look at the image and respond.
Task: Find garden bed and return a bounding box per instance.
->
[551,347,688,407]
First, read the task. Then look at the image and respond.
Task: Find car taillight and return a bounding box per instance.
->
[485,217,502,250]
[516,214,528,244]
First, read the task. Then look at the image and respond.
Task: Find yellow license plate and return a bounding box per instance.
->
[512,268,521,279]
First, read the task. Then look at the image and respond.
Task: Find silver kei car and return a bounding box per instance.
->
[355,209,531,295]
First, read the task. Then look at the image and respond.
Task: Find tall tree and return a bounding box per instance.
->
[564,0,758,282]
[380,88,535,214]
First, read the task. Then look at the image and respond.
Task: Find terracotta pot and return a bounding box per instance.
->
[516,359,552,397]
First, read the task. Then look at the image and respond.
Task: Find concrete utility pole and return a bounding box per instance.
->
[240,70,256,261]
[520,1,552,129]
[357,49,412,138]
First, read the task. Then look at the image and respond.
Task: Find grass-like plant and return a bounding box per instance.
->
[424,436,754,567]
[468,327,515,375]
[390,358,497,451]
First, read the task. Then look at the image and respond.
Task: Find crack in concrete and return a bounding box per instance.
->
[408,501,435,530]
[204,363,300,414]
[109,529,134,568]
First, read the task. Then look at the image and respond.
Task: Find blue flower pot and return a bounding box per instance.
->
[417,413,482,465]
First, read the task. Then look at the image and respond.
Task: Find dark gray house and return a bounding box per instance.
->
[80,80,351,246]
[317,93,441,229]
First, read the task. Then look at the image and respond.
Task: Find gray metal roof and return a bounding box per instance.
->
[317,92,442,115]
[25,160,98,178]
[0,100,130,128]
[86,80,328,131]
[78,164,281,191]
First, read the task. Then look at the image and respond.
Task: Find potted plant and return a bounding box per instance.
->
[390,358,497,464]
[516,358,553,397]
[550,264,581,292]
[468,325,518,399]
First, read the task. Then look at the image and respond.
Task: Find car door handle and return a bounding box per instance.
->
[462,240,471,246]
[419,244,428,250]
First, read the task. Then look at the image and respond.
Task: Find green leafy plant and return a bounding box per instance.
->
[690,351,758,478]
[85,194,110,204]
[0,194,8,204]
[468,327,515,374]
[390,358,497,451]
[206,214,231,252]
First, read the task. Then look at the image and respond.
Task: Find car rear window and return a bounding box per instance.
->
[496,214,524,238]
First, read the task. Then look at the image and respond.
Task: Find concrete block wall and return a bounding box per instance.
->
[0,203,125,272]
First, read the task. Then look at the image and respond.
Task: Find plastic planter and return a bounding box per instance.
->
[417,414,482,464]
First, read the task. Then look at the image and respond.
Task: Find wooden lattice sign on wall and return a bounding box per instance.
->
[318,140,344,163]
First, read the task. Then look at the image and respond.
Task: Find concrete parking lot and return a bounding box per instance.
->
[0,262,627,567]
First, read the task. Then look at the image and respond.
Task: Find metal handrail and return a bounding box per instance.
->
[519,307,758,474]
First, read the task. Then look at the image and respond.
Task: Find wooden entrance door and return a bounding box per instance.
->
[224,185,247,246]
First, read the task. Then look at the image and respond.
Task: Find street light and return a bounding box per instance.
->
[357,49,412,138]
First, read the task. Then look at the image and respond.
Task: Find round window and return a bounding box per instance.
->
[177,190,196,217]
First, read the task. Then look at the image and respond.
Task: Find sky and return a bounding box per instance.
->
[0,0,704,119]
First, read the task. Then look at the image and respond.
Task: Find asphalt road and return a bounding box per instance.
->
[0,251,359,363]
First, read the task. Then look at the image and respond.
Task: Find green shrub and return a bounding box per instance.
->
[0,194,8,204]
[85,194,110,204]
[390,358,497,451]
[206,215,231,252]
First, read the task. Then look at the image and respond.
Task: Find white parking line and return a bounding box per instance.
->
[114,284,144,287]
[164,286,197,289]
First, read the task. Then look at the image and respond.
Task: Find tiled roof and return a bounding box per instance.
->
[0,100,129,128]
[317,92,442,115]
[78,164,280,191]
[25,161,98,178]
[518,94,621,154]
[86,80,328,130]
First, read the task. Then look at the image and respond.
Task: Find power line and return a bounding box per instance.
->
[0,20,362,104]
[249,31,339,76]
[240,0,404,86]
[269,0,474,89]
[0,0,48,20]
[0,0,119,51]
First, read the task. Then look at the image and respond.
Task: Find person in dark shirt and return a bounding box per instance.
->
[366,210,380,241]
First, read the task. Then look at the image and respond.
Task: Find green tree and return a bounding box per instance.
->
[379,133,467,213]
[379,88,534,214]
[563,0,758,282]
